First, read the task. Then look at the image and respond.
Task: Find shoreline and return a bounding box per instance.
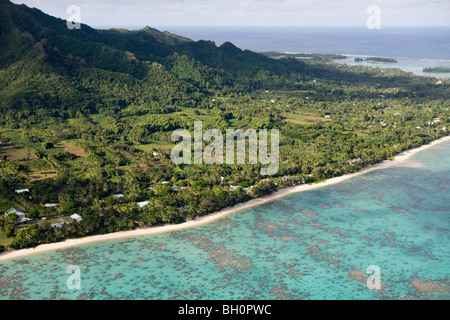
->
[1,135,449,262]
[333,54,450,79]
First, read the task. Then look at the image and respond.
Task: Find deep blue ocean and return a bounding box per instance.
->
[161,26,450,77]
[162,26,450,60]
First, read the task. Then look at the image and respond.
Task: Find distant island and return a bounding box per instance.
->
[423,66,450,73]
[261,52,347,61]
[355,57,397,63]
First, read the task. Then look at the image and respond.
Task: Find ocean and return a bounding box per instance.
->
[160,26,450,78]
[1,139,449,300]
[161,26,450,60]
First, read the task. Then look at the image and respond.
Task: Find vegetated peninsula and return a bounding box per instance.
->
[423,66,450,73]
[0,0,449,252]
[260,52,347,61]
[355,57,398,63]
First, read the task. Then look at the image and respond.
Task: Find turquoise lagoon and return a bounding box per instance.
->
[1,140,449,300]
[335,56,450,79]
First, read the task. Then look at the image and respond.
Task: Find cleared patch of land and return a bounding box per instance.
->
[135,143,173,153]
[0,146,37,161]
[0,231,14,247]
[55,142,86,157]
[283,115,332,125]
[138,163,150,171]
[28,173,58,181]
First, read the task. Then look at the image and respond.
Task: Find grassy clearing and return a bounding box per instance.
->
[0,130,23,144]
[22,158,53,171]
[28,173,57,181]
[0,146,37,161]
[283,118,316,126]
[283,114,332,124]
[0,231,14,247]
[55,141,87,157]
[135,142,173,153]
[0,198,13,212]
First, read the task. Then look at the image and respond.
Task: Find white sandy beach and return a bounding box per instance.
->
[1,135,449,262]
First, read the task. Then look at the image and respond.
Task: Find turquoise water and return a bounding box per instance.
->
[335,55,450,79]
[1,140,449,300]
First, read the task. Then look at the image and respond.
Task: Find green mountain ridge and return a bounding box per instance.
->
[0,0,322,114]
[2,0,418,116]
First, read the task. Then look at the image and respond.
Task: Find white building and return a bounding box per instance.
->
[137,200,150,208]
[70,213,83,222]
[51,222,67,228]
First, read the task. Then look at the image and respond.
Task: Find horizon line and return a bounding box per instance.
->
[94,24,450,28]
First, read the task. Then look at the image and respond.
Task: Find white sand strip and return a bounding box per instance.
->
[1,135,449,262]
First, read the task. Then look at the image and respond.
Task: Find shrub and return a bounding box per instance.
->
[42,142,54,149]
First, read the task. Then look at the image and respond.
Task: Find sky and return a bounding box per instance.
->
[10,0,450,28]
